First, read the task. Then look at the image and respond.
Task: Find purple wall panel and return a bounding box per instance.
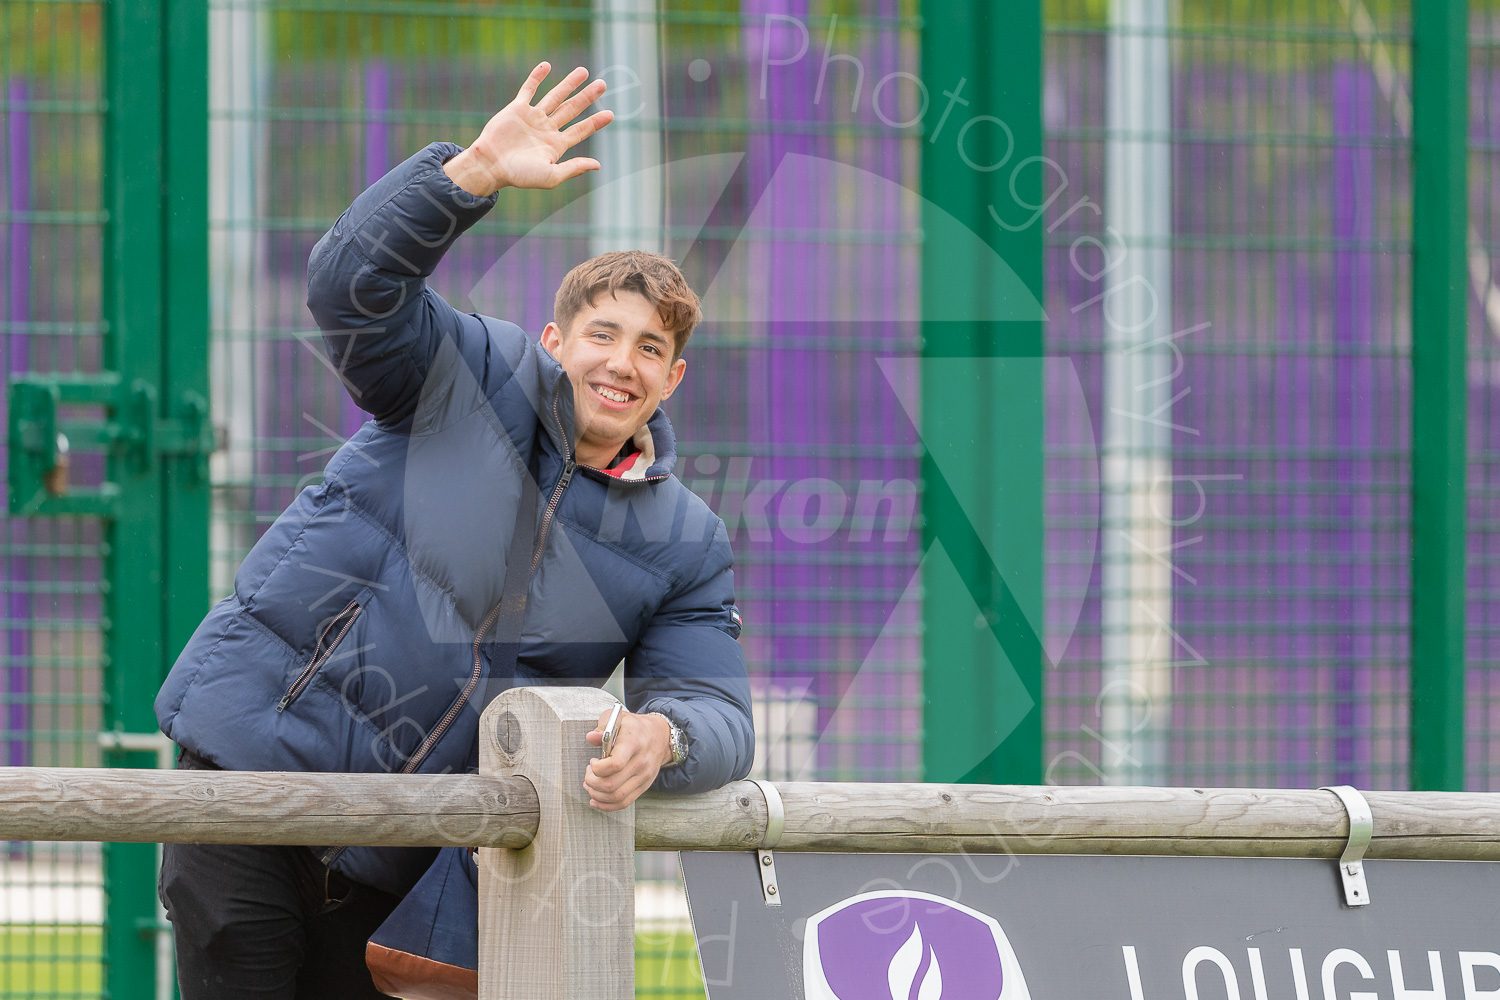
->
[351,62,393,439]
[733,2,921,779]
[1468,50,1500,789]
[1332,63,1376,787]
[1044,35,1411,787]
[1275,246,1318,787]
[741,0,818,765]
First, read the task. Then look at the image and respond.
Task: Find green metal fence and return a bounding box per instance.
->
[3,0,208,992]
[1034,0,1477,793]
[1,1,108,994]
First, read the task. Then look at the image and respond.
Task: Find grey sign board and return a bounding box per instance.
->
[680,851,1500,1000]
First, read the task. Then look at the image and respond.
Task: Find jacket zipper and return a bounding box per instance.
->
[530,459,575,571]
[399,457,576,779]
[276,600,362,713]
[323,386,577,869]
[395,380,579,780]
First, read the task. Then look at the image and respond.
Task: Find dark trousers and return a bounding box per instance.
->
[159,755,402,999]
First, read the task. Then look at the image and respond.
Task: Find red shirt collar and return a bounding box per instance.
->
[598,451,642,478]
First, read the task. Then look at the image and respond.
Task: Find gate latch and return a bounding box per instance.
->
[8,373,212,517]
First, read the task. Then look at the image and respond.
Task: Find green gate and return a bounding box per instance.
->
[2,0,207,994]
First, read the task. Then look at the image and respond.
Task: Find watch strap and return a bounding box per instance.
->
[650,713,688,767]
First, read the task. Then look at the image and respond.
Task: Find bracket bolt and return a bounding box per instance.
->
[767,884,777,895]
[761,855,772,866]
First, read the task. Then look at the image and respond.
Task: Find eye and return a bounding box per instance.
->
[641,343,662,355]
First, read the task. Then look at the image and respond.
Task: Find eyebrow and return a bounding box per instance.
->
[583,317,670,347]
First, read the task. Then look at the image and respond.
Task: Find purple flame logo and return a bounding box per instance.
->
[802,892,1032,1000]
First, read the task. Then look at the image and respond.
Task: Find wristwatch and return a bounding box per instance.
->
[652,713,688,768]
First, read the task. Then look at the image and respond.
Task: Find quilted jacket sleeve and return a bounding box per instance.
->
[626,520,755,795]
[306,141,508,426]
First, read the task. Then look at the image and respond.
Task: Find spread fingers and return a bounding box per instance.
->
[535,65,589,115]
[550,79,607,128]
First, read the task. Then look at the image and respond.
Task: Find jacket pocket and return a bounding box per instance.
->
[276,589,372,713]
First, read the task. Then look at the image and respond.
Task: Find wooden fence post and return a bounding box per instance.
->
[477,686,634,1000]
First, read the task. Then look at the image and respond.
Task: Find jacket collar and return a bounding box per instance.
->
[626,409,677,481]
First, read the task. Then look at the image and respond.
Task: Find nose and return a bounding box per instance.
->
[605,338,635,378]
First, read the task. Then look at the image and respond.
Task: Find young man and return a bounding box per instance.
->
[153,63,754,997]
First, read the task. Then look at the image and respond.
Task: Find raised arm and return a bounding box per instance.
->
[305,63,614,425]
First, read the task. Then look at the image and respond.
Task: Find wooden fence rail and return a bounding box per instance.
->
[2,766,1498,861]
[638,782,1500,860]
[0,767,539,847]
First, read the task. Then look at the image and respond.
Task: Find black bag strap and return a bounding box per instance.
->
[488,462,542,673]
[336,466,548,873]
[448,463,544,781]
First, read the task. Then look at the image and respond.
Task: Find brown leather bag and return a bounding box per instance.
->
[364,845,480,999]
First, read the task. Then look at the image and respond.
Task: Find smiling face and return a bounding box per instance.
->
[541,289,687,470]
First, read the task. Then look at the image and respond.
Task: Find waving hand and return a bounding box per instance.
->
[443,62,614,196]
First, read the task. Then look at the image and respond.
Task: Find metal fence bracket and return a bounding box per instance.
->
[8,374,214,517]
[749,779,784,906]
[1319,785,1373,906]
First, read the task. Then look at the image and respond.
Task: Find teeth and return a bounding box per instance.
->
[594,385,630,403]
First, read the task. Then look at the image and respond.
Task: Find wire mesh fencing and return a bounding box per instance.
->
[1469,7,1500,793]
[0,0,107,993]
[1041,0,1414,791]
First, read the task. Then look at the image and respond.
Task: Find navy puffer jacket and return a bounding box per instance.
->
[155,142,755,896]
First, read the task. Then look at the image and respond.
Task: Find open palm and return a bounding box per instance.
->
[467,62,614,192]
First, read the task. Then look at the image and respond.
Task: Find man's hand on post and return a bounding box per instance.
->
[583,708,672,811]
[443,61,614,197]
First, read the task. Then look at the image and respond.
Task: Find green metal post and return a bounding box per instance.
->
[162,0,211,658]
[102,0,209,992]
[1410,0,1469,792]
[920,0,1045,784]
[103,0,168,993]
[158,0,210,990]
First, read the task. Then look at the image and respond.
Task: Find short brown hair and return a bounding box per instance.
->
[553,250,703,359]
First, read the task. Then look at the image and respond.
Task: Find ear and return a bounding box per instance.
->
[659,357,687,402]
[541,321,564,356]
